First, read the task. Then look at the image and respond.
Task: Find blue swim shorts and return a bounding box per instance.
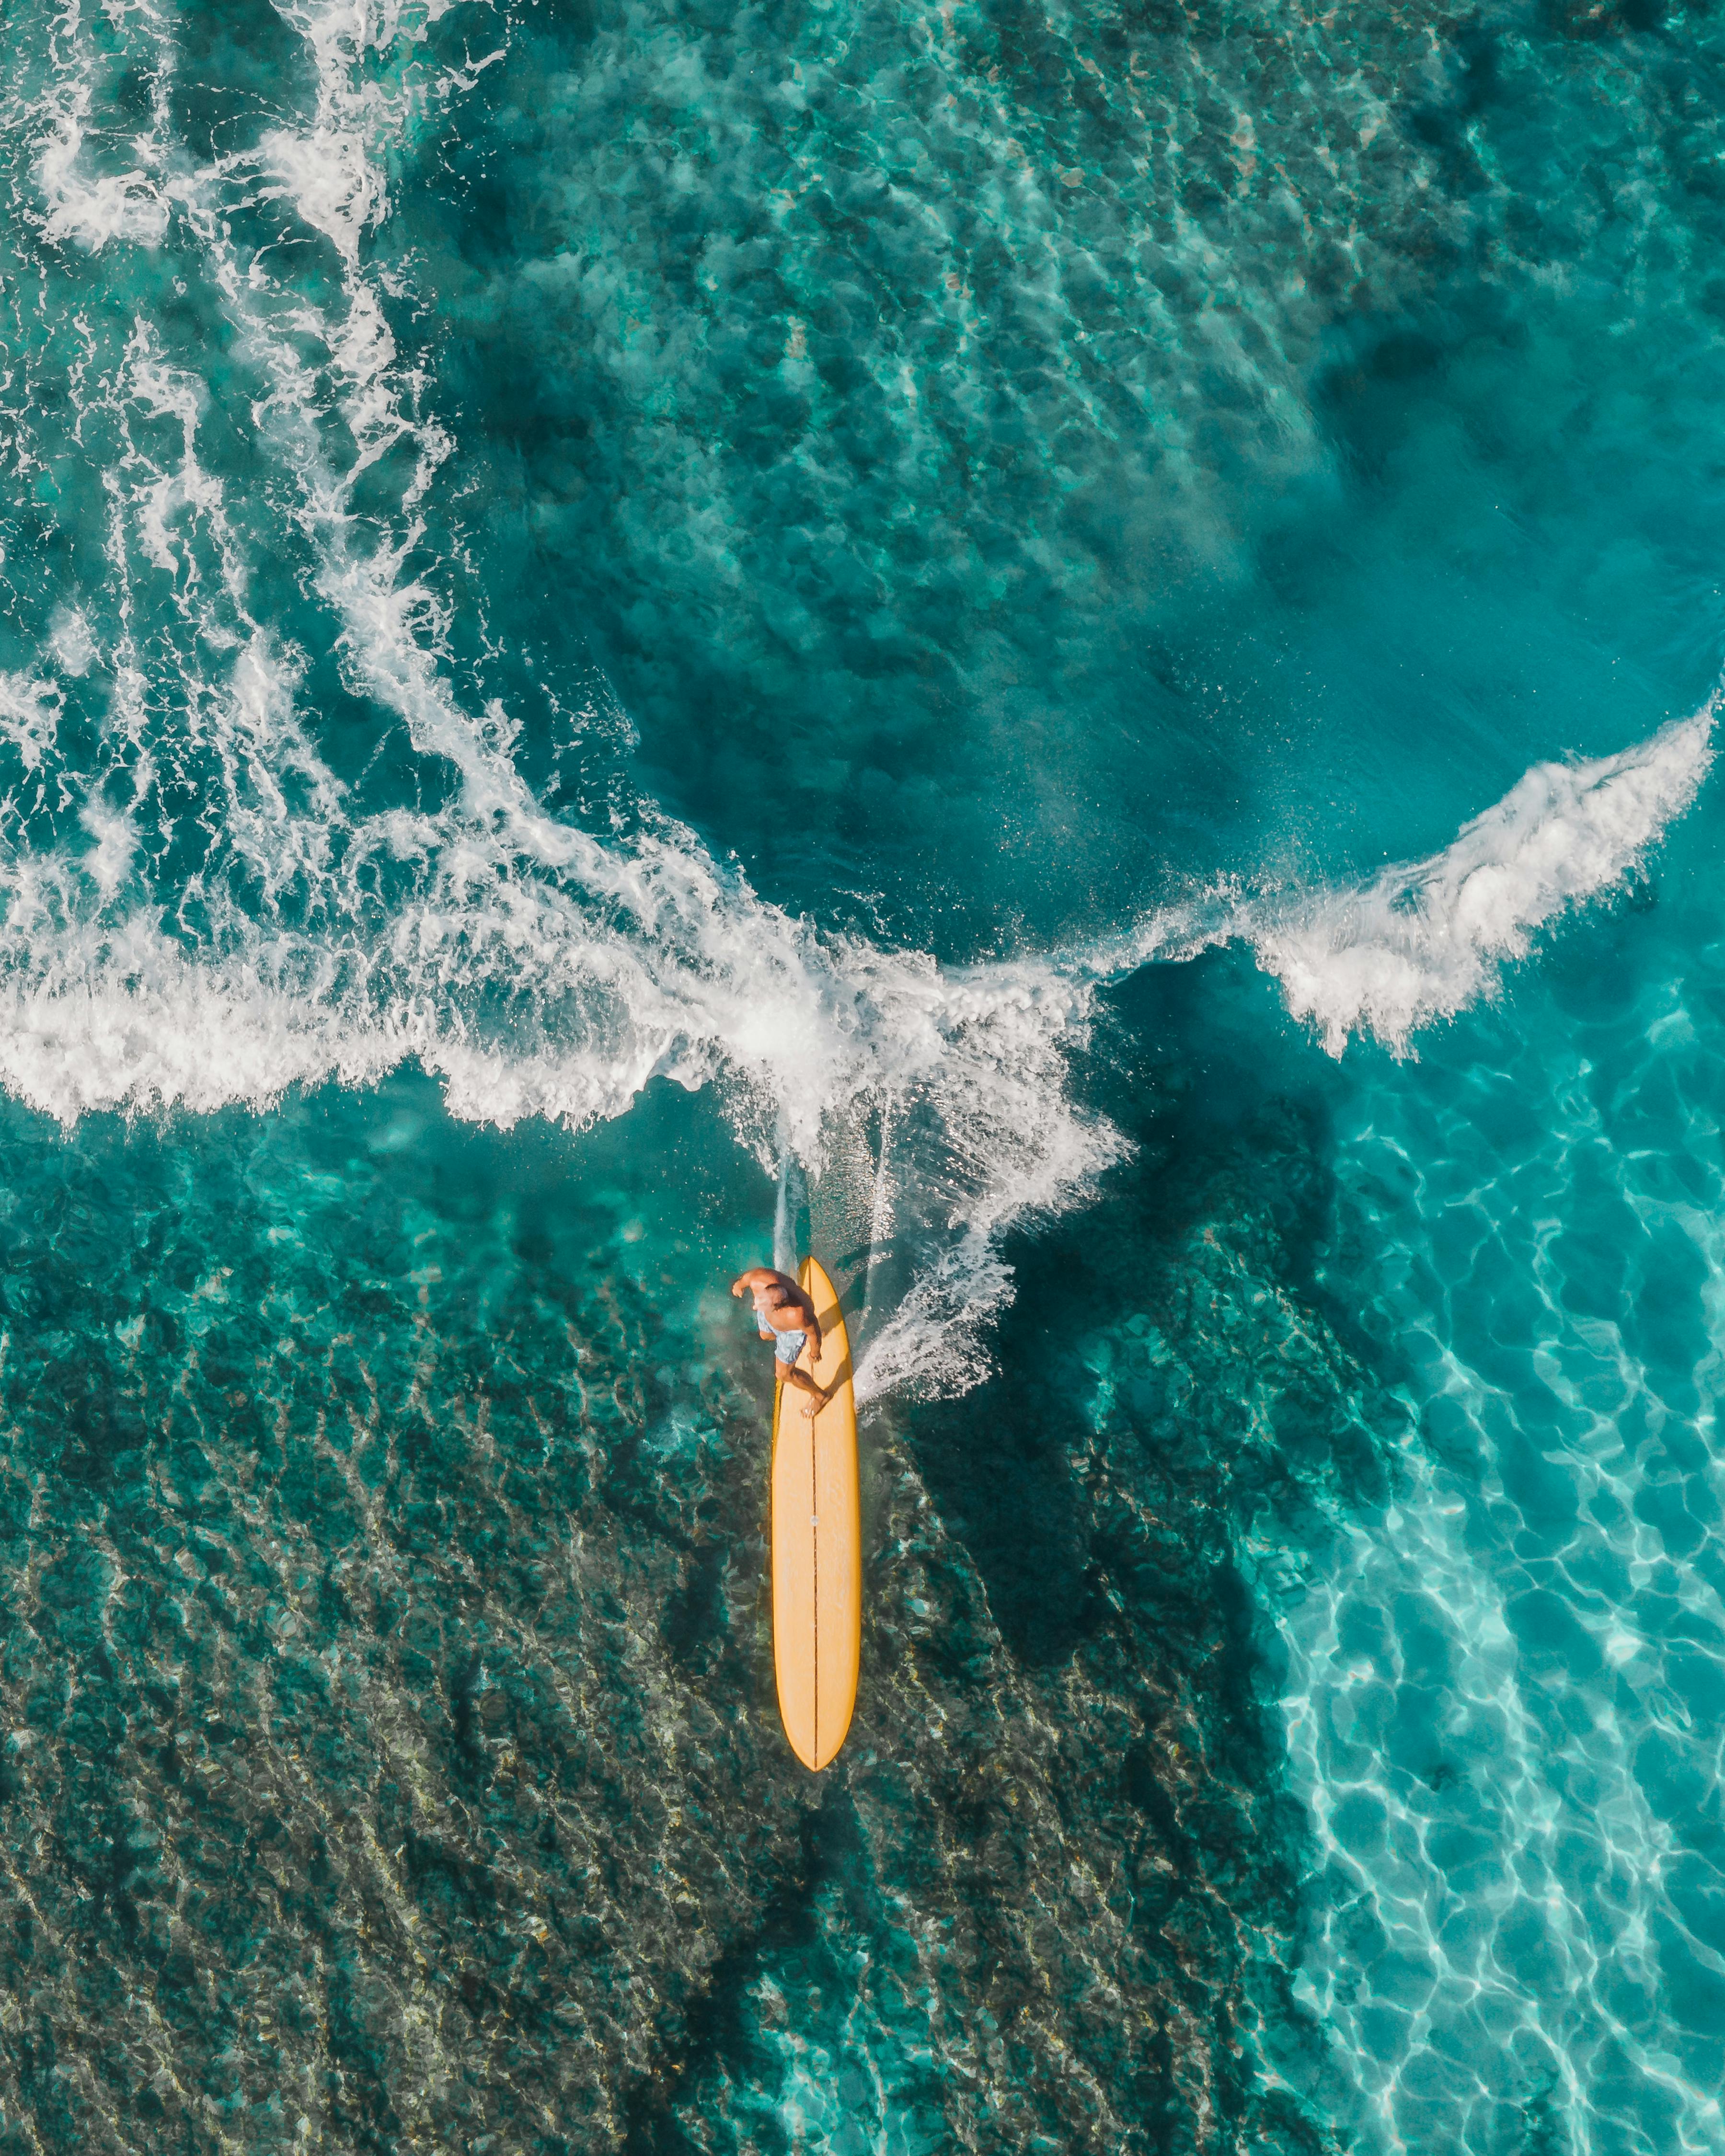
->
[764,1327,807,1366]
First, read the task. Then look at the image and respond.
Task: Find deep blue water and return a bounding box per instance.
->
[0,0,1721,2150]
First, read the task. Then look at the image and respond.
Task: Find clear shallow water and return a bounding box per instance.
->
[0,0,1724,2150]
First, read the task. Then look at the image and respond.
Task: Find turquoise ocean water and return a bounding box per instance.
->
[0,0,1722,2148]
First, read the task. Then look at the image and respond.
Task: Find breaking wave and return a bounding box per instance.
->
[0,0,1714,1411]
[1248,709,1716,1056]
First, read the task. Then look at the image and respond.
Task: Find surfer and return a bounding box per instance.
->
[732,1265,832,1418]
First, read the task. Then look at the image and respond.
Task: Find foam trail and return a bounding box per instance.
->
[32,0,172,252]
[0,676,61,772]
[1248,707,1716,1055]
[772,1155,797,1275]
[2,0,1716,1422]
[1,0,1131,1407]
[1080,702,1716,1066]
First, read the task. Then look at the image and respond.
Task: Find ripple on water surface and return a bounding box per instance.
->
[1,0,1725,2148]
[1260,889,1725,2156]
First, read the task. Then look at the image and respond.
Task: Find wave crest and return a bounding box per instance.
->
[4,0,1716,1408]
[1248,708,1716,1056]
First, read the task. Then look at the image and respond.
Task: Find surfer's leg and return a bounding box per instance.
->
[781,1366,831,1418]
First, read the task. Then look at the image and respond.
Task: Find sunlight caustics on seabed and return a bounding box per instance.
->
[0,0,1720,2150]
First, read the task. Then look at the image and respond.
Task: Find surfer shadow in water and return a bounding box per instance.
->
[731,1266,833,1419]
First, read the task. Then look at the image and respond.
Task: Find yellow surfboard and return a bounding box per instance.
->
[770,1257,861,1771]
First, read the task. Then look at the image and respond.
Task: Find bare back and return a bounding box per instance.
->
[731,1265,820,1346]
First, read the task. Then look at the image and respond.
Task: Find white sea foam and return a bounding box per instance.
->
[32,0,172,252]
[0,675,62,772]
[4,0,1717,1418]
[11,11,1725,2152]
[46,608,95,679]
[6,80,1127,1400]
[1247,707,1717,1056]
